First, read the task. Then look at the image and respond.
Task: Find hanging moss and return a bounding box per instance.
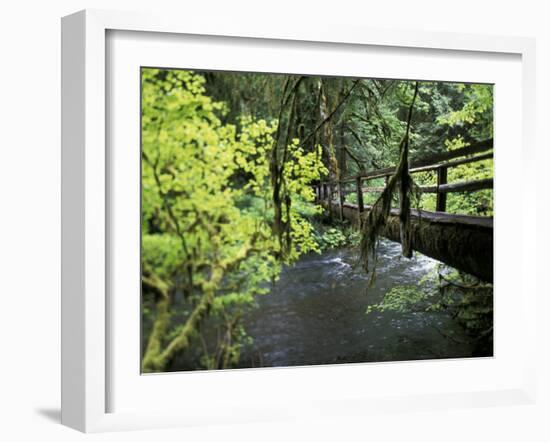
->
[270,76,302,257]
[360,82,420,283]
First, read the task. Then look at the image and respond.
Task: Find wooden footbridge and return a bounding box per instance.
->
[314,139,494,283]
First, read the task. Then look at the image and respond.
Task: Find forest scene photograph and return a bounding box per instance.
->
[140,67,494,373]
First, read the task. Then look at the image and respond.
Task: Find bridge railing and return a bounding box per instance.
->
[315,138,493,220]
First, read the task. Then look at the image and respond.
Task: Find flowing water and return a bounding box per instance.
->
[240,239,475,368]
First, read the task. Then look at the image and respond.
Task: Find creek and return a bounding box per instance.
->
[241,239,475,367]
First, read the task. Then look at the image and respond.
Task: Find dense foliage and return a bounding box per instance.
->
[141,69,325,371]
[141,68,494,371]
[366,263,493,354]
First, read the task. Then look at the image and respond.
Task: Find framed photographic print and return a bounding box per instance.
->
[61,9,537,432]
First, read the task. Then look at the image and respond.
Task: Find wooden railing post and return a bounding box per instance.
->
[356,177,364,213]
[338,181,345,221]
[436,166,448,212]
[333,142,492,221]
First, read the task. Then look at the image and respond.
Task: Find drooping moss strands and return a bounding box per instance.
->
[301,79,360,149]
[359,81,419,283]
[270,76,303,256]
[398,82,419,258]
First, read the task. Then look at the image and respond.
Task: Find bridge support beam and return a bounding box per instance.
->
[379,214,493,283]
[330,202,493,283]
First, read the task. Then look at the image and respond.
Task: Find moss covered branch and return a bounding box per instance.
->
[359,81,419,281]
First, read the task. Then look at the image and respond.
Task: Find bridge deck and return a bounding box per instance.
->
[322,200,493,283]
[342,202,493,229]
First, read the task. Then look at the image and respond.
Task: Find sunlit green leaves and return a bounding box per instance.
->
[366,285,435,315]
[141,68,326,369]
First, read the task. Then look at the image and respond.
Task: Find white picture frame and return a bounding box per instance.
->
[61,9,537,433]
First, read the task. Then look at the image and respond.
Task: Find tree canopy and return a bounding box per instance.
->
[141,67,493,371]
